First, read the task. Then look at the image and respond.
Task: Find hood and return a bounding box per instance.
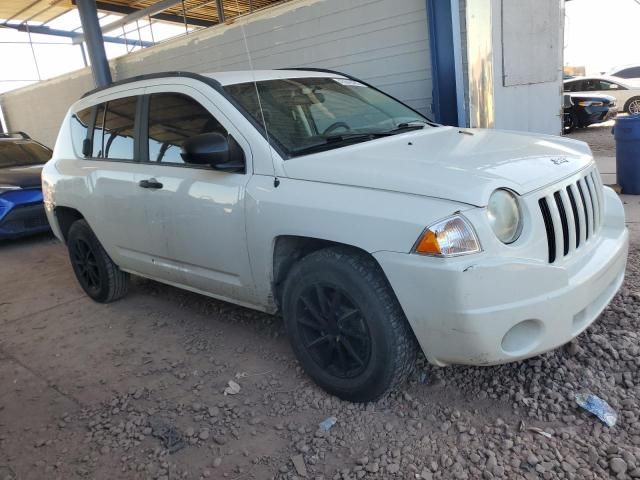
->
[0,164,44,189]
[282,127,594,206]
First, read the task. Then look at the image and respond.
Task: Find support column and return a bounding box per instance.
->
[426,0,461,126]
[216,0,226,22]
[76,0,112,87]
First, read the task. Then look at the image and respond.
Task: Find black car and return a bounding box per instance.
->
[0,132,52,239]
[563,93,617,133]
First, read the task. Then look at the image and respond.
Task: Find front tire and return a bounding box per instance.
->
[282,247,417,402]
[67,219,129,303]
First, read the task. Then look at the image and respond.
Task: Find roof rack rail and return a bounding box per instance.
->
[81,71,222,98]
[0,131,30,139]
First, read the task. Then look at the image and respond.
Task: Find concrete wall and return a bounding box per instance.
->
[0,0,433,148]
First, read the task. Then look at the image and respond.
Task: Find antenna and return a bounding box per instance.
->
[233,0,280,187]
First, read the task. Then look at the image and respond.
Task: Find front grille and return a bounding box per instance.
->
[538,169,604,263]
[0,204,49,233]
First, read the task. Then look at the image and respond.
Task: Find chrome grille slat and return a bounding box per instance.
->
[538,168,603,264]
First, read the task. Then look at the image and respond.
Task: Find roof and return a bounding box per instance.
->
[1,0,285,30]
[563,75,635,86]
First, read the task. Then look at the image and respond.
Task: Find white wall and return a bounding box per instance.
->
[465,0,563,134]
[492,0,563,134]
[0,0,433,148]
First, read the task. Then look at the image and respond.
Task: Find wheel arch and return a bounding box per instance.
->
[271,235,390,311]
[54,206,85,242]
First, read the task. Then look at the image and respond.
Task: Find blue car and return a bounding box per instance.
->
[0,132,52,239]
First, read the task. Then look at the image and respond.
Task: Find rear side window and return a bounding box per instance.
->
[70,107,92,156]
[147,93,226,164]
[99,97,137,160]
[72,96,138,160]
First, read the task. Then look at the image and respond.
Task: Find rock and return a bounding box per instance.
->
[387,463,400,474]
[213,435,227,445]
[291,454,308,477]
[611,458,628,474]
[199,429,209,441]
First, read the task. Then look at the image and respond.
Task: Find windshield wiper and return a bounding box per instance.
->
[291,132,392,155]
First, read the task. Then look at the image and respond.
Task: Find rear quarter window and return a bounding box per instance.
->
[70,107,92,157]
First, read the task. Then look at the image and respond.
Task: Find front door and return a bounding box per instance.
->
[135,85,256,304]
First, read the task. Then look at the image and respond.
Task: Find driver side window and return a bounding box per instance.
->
[147,93,227,164]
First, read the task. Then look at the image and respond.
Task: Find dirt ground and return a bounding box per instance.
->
[1,126,640,480]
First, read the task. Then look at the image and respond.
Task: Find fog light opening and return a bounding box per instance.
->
[501,319,543,355]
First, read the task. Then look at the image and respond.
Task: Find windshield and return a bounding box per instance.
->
[224,77,431,156]
[0,141,51,167]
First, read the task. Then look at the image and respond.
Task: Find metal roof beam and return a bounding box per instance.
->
[0,23,153,47]
[77,1,214,28]
[72,0,211,44]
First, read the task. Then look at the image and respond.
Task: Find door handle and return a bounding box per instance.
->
[139,178,163,189]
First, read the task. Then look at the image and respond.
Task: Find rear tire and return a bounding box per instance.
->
[67,219,129,303]
[282,247,417,402]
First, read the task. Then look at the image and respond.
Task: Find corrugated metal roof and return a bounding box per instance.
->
[0,0,284,27]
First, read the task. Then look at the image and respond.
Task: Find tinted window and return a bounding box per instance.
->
[0,141,51,167]
[563,81,579,92]
[147,93,226,164]
[597,81,620,91]
[71,107,92,156]
[99,97,137,160]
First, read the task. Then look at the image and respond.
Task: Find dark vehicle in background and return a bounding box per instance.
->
[564,76,640,114]
[563,93,617,133]
[0,132,52,239]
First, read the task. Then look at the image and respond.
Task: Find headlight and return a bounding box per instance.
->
[487,189,522,244]
[412,214,481,257]
[578,101,604,107]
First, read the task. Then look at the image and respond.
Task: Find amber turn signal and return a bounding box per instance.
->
[414,229,441,255]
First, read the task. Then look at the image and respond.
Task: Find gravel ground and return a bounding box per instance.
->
[1,128,639,480]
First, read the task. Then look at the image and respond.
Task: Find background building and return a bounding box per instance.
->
[0,0,565,148]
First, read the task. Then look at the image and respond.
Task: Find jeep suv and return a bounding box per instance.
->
[42,70,629,401]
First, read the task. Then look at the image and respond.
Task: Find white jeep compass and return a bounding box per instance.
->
[42,69,629,402]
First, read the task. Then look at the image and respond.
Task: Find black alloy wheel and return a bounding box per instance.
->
[67,219,129,303]
[295,283,372,379]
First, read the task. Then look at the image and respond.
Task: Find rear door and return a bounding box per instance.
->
[71,91,170,278]
[135,84,256,303]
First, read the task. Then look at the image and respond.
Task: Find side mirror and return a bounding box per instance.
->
[180,133,245,173]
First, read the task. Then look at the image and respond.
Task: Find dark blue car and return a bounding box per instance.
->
[0,132,52,239]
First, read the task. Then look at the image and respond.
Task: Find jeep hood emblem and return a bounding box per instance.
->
[550,157,569,165]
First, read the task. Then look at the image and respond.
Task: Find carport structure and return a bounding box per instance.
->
[1,0,282,86]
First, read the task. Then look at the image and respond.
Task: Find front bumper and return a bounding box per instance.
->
[0,189,50,239]
[374,188,628,367]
